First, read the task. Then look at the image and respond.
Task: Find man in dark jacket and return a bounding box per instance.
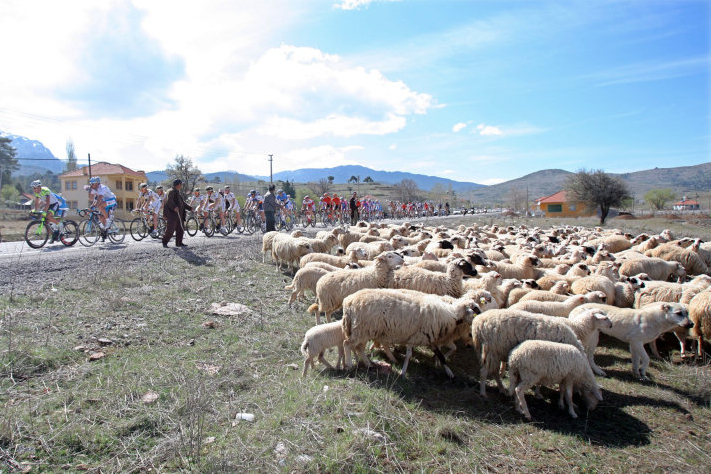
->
[349,192,359,226]
[263,184,278,232]
[162,179,192,248]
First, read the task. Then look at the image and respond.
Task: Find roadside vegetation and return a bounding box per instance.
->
[1,216,711,471]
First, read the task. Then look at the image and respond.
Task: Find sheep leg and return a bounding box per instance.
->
[631,341,649,379]
[648,339,661,358]
[586,333,607,377]
[336,345,345,370]
[563,380,578,419]
[514,383,532,420]
[380,345,397,364]
[288,291,298,307]
[302,356,313,377]
[343,341,353,369]
[432,346,454,379]
[354,343,372,368]
[317,351,334,370]
[442,342,457,360]
[534,385,543,400]
[494,370,507,395]
[400,346,413,376]
[673,328,688,358]
[479,366,489,398]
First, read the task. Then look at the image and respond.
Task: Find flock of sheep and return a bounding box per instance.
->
[261,221,711,420]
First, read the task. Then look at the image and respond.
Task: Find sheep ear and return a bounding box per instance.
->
[662,303,670,311]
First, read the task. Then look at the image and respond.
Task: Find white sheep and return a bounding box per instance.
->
[272,238,314,273]
[562,309,614,376]
[490,255,540,280]
[508,340,603,420]
[471,309,586,397]
[513,281,571,305]
[342,289,480,378]
[571,275,616,306]
[613,276,646,308]
[391,258,477,298]
[308,251,404,324]
[618,257,686,282]
[285,266,329,307]
[262,230,303,262]
[570,302,693,379]
[645,244,708,275]
[300,321,345,376]
[299,232,339,255]
[345,241,395,260]
[299,248,367,269]
[511,293,606,317]
[688,291,711,358]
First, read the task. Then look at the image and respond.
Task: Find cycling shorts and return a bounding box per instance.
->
[104,197,117,211]
[47,202,60,216]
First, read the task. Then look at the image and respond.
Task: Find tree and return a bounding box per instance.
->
[565,169,631,225]
[279,179,297,198]
[0,136,18,193]
[508,188,525,212]
[348,175,359,184]
[1,184,20,206]
[363,176,373,183]
[166,154,202,199]
[644,188,676,211]
[65,139,78,172]
[308,178,331,196]
[394,179,420,202]
[327,175,335,184]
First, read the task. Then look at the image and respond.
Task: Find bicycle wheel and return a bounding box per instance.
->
[232,215,244,234]
[130,218,148,241]
[203,216,215,237]
[108,218,126,243]
[60,220,79,246]
[25,220,49,249]
[185,216,199,237]
[153,217,166,239]
[79,219,100,247]
[224,215,234,235]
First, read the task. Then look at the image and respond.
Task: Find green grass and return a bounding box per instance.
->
[1,219,711,471]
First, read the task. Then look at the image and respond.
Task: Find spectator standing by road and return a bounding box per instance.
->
[162,179,192,248]
[263,184,278,232]
[349,192,359,226]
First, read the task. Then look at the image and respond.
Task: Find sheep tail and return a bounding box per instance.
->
[308,303,319,314]
[285,282,295,290]
[300,339,309,356]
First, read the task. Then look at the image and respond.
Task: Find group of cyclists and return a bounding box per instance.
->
[388,200,451,219]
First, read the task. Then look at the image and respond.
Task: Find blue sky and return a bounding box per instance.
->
[0,0,708,185]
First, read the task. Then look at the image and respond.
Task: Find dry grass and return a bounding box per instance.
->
[1,218,710,471]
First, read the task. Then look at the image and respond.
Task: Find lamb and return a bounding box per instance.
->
[285,267,330,306]
[345,241,395,260]
[571,275,616,306]
[688,291,711,358]
[619,257,686,282]
[342,289,480,378]
[303,261,355,272]
[272,238,314,273]
[562,309,614,376]
[489,255,540,280]
[507,340,603,420]
[308,251,404,324]
[299,232,339,255]
[511,282,571,306]
[645,244,708,276]
[391,258,477,298]
[511,293,606,317]
[570,302,693,379]
[300,321,345,376]
[634,275,711,308]
[465,271,516,308]
[299,248,367,268]
[471,309,586,397]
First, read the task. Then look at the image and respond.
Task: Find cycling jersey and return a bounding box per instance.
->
[224,192,236,210]
[332,197,340,207]
[285,198,294,210]
[189,194,206,209]
[34,187,59,205]
[320,197,332,208]
[302,198,315,210]
[209,193,225,210]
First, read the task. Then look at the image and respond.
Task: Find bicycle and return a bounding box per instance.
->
[320,208,336,227]
[276,209,293,231]
[77,207,126,246]
[130,209,164,241]
[243,208,266,234]
[299,210,316,228]
[184,211,200,237]
[24,209,79,249]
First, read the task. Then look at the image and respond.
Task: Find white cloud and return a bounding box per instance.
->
[389,143,397,150]
[480,177,507,185]
[452,122,467,133]
[476,123,504,136]
[334,0,400,11]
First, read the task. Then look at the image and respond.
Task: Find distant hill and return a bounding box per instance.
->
[1,131,64,175]
[253,165,485,192]
[467,169,572,205]
[617,163,711,196]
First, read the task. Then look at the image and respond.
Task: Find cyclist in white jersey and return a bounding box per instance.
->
[137,183,161,236]
[223,186,241,226]
[206,186,227,234]
[88,177,116,229]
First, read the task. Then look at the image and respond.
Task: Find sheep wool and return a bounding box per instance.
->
[391,258,477,298]
[300,321,346,376]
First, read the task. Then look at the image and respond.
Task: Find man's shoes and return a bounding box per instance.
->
[162,243,168,248]
[177,243,188,248]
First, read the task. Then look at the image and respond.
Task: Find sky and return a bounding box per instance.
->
[0,0,708,185]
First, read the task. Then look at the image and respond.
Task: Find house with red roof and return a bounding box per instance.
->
[59,162,147,216]
[536,190,590,217]
[673,197,700,211]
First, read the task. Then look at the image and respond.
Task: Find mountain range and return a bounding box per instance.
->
[1,131,65,175]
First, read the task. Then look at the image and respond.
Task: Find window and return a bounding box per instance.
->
[116,181,123,190]
[72,181,77,190]
[71,201,78,209]
[126,199,135,211]
[117,199,123,209]
[126,181,133,191]
[65,181,70,190]
[547,204,563,213]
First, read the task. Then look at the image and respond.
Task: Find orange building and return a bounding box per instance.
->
[536,190,589,217]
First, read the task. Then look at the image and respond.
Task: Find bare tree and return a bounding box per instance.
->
[308,178,331,196]
[644,188,676,211]
[65,139,78,172]
[565,169,630,224]
[394,179,420,202]
[166,154,203,199]
[508,188,525,212]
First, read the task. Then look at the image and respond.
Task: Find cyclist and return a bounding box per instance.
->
[188,188,207,229]
[223,186,241,227]
[302,195,315,222]
[245,189,265,222]
[88,177,116,229]
[30,180,62,242]
[206,186,228,234]
[276,189,289,224]
[331,194,341,220]
[137,183,161,236]
[284,193,295,218]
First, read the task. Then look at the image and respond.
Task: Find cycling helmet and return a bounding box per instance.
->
[224,186,230,190]
[156,185,163,191]
[89,177,101,184]
[323,193,329,196]
[250,189,256,194]
[205,186,214,191]
[304,195,309,199]
[140,183,147,189]
[277,189,283,194]
[193,188,200,192]
[31,180,42,188]
[218,188,224,193]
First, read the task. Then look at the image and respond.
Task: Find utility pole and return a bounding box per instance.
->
[88,153,92,178]
[526,186,529,217]
[268,154,273,184]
